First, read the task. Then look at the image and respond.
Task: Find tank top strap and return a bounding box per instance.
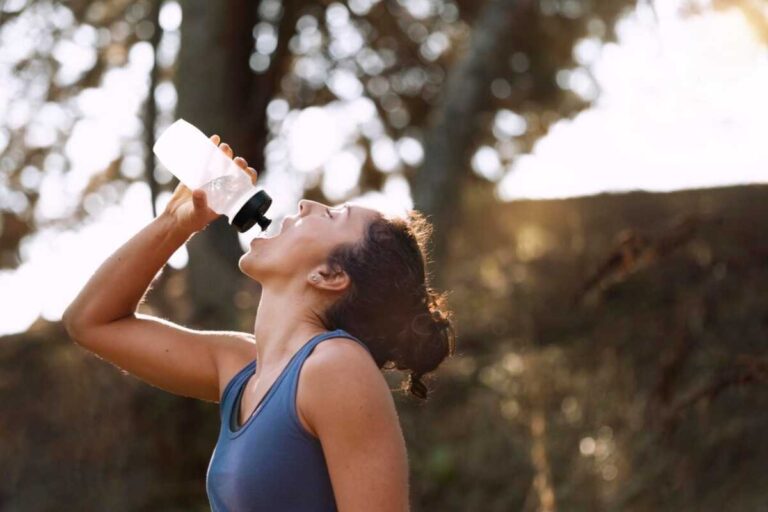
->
[277,328,374,401]
[285,328,373,376]
[332,329,373,357]
[298,328,373,359]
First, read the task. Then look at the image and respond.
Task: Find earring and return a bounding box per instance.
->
[311,274,320,282]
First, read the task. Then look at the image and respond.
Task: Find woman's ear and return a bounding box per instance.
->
[307,266,350,292]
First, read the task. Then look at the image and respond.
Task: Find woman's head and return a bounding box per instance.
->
[240,198,456,400]
[240,199,382,288]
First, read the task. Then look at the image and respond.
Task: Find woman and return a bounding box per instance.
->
[63,134,456,512]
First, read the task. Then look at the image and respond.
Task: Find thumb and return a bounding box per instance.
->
[192,189,207,209]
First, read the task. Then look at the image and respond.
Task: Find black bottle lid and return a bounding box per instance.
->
[232,190,272,233]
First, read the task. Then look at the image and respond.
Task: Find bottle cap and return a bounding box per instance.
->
[232,190,273,233]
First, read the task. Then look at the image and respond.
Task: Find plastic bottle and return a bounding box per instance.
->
[152,118,272,233]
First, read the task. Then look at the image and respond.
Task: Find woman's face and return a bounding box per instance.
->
[238,199,381,285]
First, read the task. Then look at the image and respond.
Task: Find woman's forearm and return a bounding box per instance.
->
[63,212,193,330]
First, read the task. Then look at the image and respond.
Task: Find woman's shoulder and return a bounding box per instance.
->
[297,338,409,510]
[297,336,402,450]
[301,336,389,401]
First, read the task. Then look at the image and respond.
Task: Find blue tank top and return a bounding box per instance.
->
[206,328,373,512]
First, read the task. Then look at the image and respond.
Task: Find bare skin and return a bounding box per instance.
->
[63,134,410,512]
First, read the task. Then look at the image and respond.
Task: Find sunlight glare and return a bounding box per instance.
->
[498,2,768,201]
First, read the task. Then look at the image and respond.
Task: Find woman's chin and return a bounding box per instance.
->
[238,253,261,278]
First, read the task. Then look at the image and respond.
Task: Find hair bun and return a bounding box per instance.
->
[319,212,455,401]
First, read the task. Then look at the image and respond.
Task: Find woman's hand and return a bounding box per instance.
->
[162,134,259,235]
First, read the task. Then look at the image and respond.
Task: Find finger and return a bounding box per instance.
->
[219,142,234,158]
[234,156,248,169]
[246,166,258,180]
[210,134,220,144]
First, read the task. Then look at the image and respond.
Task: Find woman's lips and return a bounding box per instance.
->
[251,216,290,243]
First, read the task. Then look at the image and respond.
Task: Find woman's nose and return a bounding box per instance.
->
[298,199,320,216]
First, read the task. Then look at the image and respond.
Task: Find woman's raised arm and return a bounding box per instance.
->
[63,135,259,402]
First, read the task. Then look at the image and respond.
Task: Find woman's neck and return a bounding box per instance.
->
[251,283,330,371]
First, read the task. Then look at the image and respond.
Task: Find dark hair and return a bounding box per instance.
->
[321,209,456,400]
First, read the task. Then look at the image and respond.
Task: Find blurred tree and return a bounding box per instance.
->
[1,0,633,274]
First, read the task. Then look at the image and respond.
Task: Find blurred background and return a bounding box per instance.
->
[1,0,767,510]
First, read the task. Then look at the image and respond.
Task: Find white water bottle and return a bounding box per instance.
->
[152,118,273,233]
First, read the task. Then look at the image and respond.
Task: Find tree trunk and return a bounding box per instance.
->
[414,0,534,288]
[176,0,260,330]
